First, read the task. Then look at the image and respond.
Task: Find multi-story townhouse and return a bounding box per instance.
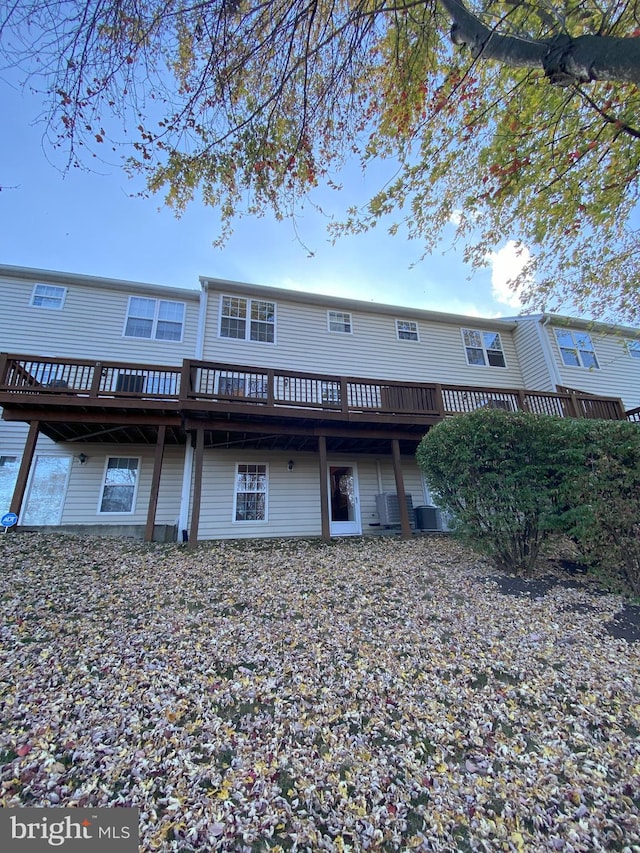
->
[0,265,637,544]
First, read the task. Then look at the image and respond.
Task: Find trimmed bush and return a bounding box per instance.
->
[560,419,640,596]
[417,410,640,589]
[416,409,574,576]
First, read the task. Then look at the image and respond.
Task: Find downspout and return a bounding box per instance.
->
[178,281,209,541]
[375,460,384,494]
[195,281,208,360]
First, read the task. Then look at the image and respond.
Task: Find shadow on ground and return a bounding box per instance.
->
[487,560,640,643]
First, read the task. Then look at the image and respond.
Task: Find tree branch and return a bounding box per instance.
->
[440,0,640,85]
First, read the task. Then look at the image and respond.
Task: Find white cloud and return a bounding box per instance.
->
[488,241,532,308]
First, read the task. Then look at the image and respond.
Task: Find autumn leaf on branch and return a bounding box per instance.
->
[2,0,640,320]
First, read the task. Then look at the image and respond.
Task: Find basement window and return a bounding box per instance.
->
[99,457,140,514]
[233,463,268,522]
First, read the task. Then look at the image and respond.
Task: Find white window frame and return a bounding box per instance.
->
[396,320,419,341]
[98,457,141,515]
[461,328,507,368]
[328,311,352,334]
[555,329,600,369]
[123,296,185,342]
[233,463,268,522]
[30,284,67,310]
[626,339,640,360]
[219,295,276,343]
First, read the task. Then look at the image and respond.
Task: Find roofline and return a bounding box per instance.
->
[200,276,518,330]
[512,311,640,339]
[0,264,200,302]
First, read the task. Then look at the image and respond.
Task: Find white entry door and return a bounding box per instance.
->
[329,464,361,536]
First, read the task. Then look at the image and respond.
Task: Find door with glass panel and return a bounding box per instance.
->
[23,455,72,525]
[328,464,361,536]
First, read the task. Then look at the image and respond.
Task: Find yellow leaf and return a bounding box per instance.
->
[511,831,525,852]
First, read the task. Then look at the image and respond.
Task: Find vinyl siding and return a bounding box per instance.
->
[192,450,427,540]
[512,320,556,392]
[1,427,184,527]
[0,422,59,516]
[0,420,59,458]
[202,289,525,389]
[0,272,200,364]
[60,444,185,525]
[546,325,640,410]
[358,458,427,531]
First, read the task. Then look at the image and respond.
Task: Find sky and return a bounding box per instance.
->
[1,81,529,319]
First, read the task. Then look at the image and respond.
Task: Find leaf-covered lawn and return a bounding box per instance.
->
[0,533,638,852]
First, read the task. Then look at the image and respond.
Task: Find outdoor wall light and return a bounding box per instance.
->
[77,453,88,465]
[287,459,295,472]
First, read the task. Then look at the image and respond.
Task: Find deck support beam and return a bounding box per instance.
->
[318,435,330,542]
[188,427,205,548]
[145,424,166,542]
[9,420,40,521]
[391,438,412,539]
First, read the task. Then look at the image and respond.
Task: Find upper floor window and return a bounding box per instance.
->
[462,329,506,367]
[30,284,66,309]
[396,320,419,341]
[555,329,599,369]
[124,297,185,341]
[220,296,275,343]
[328,311,352,334]
[626,339,640,360]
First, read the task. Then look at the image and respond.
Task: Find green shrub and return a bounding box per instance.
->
[560,419,640,597]
[417,410,640,591]
[416,409,573,576]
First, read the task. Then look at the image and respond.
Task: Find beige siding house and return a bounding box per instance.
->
[0,266,200,536]
[201,278,526,389]
[0,265,635,543]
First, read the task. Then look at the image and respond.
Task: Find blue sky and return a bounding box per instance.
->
[1,82,528,318]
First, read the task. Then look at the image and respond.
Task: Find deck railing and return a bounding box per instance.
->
[0,354,183,399]
[627,406,640,423]
[0,353,626,422]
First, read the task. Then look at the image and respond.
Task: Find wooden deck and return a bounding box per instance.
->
[0,353,627,435]
[0,352,632,546]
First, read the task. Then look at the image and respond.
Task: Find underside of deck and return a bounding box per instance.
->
[0,352,629,544]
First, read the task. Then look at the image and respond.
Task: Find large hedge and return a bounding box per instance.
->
[561,418,640,596]
[416,409,640,590]
[416,410,572,575]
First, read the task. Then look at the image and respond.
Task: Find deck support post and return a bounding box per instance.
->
[9,420,40,521]
[144,424,166,542]
[318,435,330,542]
[391,438,412,540]
[188,427,205,548]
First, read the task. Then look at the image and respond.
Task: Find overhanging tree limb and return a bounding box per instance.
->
[440,0,640,85]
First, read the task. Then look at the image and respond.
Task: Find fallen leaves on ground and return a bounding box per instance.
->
[0,533,639,852]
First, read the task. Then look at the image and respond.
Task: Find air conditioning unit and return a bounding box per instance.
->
[375,493,415,528]
[414,505,454,532]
